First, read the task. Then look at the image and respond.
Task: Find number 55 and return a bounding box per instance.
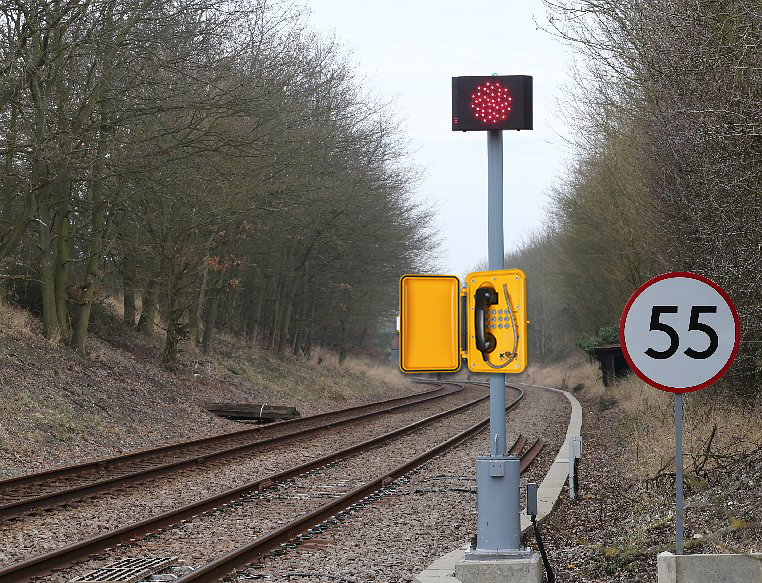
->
[645,306,719,360]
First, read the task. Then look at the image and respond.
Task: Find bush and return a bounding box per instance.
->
[577,326,620,356]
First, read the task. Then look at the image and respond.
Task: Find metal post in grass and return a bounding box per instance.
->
[620,272,741,556]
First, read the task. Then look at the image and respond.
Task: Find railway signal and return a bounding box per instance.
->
[399,72,534,571]
[452,75,532,131]
[450,72,534,570]
[620,271,740,555]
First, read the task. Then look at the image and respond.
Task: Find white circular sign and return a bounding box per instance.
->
[620,272,740,392]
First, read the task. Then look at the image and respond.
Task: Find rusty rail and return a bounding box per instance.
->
[0,384,461,520]
[0,383,449,493]
[174,388,535,583]
[0,383,514,583]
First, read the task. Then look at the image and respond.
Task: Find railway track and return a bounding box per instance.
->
[0,383,461,521]
[0,383,544,583]
[171,386,541,583]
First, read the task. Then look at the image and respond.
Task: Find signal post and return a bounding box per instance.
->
[399,74,540,582]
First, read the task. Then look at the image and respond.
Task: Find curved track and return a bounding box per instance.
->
[0,382,547,583]
[0,384,459,520]
[173,384,541,583]
[0,383,496,582]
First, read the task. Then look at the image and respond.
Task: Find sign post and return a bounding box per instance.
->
[453,74,532,559]
[675,391,684,553]
[620,272,740,554]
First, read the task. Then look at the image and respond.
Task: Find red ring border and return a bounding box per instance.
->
[619,272,741,393]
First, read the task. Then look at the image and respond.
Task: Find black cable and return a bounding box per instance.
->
[531,514,556,583]
[482,283,519,369]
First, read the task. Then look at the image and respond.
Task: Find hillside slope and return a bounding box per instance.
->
[0,303,411,479]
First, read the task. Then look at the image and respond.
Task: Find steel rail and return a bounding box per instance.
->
[519,438,546,473]
[0,382,512,583]
[0,385,464,520]
[0,383,450,492]
[511,434,528,455]
[173,386,530,583]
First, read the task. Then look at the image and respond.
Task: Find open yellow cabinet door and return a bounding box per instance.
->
[399,275,461,373]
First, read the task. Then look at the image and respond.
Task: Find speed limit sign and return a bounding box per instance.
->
[620,272,740,392]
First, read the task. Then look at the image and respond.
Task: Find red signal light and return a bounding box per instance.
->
[452,76,532,131]
[469,81,512,124]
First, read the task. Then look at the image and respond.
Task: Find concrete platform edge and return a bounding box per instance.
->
[658,551,762,583]
[414,383,583,583]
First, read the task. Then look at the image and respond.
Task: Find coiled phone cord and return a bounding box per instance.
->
[482,283,519,369]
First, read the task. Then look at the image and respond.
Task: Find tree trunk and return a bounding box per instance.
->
[292,272,309,356]
[357,299,371,351]
[278,269,299,356]
[162,271,187,366]
[36,191,61,340]
[53,195,70,332]
[338,295,350,366]
[277,289,294,356]
[202,290,219,354]
[163,310,184,365]
[137,282,159,334]
[137,254,161,335]
[123,264,137,327]
[291,316,303,356]
[71,203,106,354]
[188,294,200,343]
[193,263,209,343]
[0,96,35,262]
[305,300,316,359]
[270,274,281,351]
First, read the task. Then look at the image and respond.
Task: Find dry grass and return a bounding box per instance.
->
[0,302,414,474]
[0,301,41,338]
[519,357,762,483]
[187,333,413,410]
[519,356,599,391]
[308,346,409,391]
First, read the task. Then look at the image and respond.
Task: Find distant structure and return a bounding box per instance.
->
[593,344,630,386]
[389,332,399,363]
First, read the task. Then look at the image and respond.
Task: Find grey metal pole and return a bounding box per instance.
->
[487,129,506,457]
[675,392,684,554]
[468,129,524,557]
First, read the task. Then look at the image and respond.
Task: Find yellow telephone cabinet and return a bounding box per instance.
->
[465,270,527,373]
[398,270,527,374]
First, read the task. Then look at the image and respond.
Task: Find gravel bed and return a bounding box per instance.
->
[212,384,569,583]
[2,386,487,566]
[28,387,508,583]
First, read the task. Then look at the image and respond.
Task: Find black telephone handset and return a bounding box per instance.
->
[474,287,499,357]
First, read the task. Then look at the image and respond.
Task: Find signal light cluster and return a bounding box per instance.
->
[452,75,532,131]
[470,81,512,124]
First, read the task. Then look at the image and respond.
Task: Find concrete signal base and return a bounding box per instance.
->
[658,552,762,583]
[455,553,542,583]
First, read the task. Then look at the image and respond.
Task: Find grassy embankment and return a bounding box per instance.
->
[522,358,761,482]
[522,357,761,567]
[0,301,410,478]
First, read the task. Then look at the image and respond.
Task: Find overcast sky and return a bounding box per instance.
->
[306,1,574,279]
